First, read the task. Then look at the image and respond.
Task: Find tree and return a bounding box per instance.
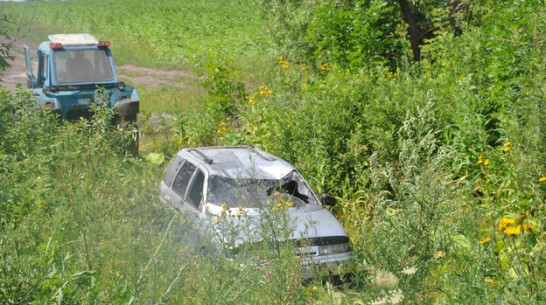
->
[0,10,33,73]
[258,0,476,67]
[395,0,470,61]
[0,14,16,72]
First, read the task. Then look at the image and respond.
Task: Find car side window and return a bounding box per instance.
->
[172,161,197,199]
[186,170,205,209]
[163,156,183,187]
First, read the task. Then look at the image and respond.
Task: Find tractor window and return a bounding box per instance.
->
[53,49,114,83]
[37,53,47,86]
[40,54,48,86]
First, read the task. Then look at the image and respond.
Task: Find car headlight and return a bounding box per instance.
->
[318,242,352,255]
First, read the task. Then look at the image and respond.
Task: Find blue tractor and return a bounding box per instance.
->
[24,34,139,122]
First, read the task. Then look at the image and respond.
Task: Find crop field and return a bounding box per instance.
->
[10,0,273,70]
[1,0,545,304]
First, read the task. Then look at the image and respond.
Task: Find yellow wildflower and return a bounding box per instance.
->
[238,205,243,211]
[236,212,242,217]
[498,217,515,231]
[502,140,511,153]
[302,83,308,88]
[479,237,491,244]
[522,224,535,232]
[434,250,445,259]
[214,218,220,224]
[539,176,546,182]
[483,160,490,166]
[504,225,521,236]
[301,66,307,71]
[485,277,498,287]
[278,57,290,68]
[477,153,484,164]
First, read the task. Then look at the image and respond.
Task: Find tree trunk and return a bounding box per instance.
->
[397,0,422,61]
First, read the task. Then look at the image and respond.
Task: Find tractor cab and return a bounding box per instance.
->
[24,34,139,121]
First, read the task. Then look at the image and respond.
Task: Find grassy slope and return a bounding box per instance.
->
[1,0,545,304]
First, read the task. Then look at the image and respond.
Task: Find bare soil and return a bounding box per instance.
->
[0,40,38,91]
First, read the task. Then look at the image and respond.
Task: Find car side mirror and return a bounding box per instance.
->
[321,193,336,206]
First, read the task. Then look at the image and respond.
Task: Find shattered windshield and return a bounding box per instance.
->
[207,171,320,208]
[53,49,114,83]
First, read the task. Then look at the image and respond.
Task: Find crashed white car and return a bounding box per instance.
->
[158,145,354,277]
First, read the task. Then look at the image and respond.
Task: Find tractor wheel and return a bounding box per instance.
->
[114,114,139,155]
[125,114,139,156]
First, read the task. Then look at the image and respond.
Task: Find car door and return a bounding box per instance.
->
[23,46,36,88]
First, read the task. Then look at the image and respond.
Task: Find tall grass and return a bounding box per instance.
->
[1,0,544,303]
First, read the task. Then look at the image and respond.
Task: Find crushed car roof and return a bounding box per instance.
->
[181,146,295,179]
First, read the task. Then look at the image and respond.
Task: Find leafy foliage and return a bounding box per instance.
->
[304,0,405,69]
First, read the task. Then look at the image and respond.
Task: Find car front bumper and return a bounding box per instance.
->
[301,252,355,278]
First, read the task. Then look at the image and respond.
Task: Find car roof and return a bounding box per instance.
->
[48,34,99,46]
[179,146,295,180]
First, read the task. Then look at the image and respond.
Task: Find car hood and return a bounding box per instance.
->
[206,203,348,245]
[290,206,348,240]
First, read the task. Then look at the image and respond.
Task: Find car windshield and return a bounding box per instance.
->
[53,49,114,83]
[207,171,320,208]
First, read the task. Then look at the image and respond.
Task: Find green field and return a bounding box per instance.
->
[1,0,545,304]
[9,0,273,70]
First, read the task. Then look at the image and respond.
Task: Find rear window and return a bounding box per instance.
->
[53,49,114,83]
[163,156,184,187]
